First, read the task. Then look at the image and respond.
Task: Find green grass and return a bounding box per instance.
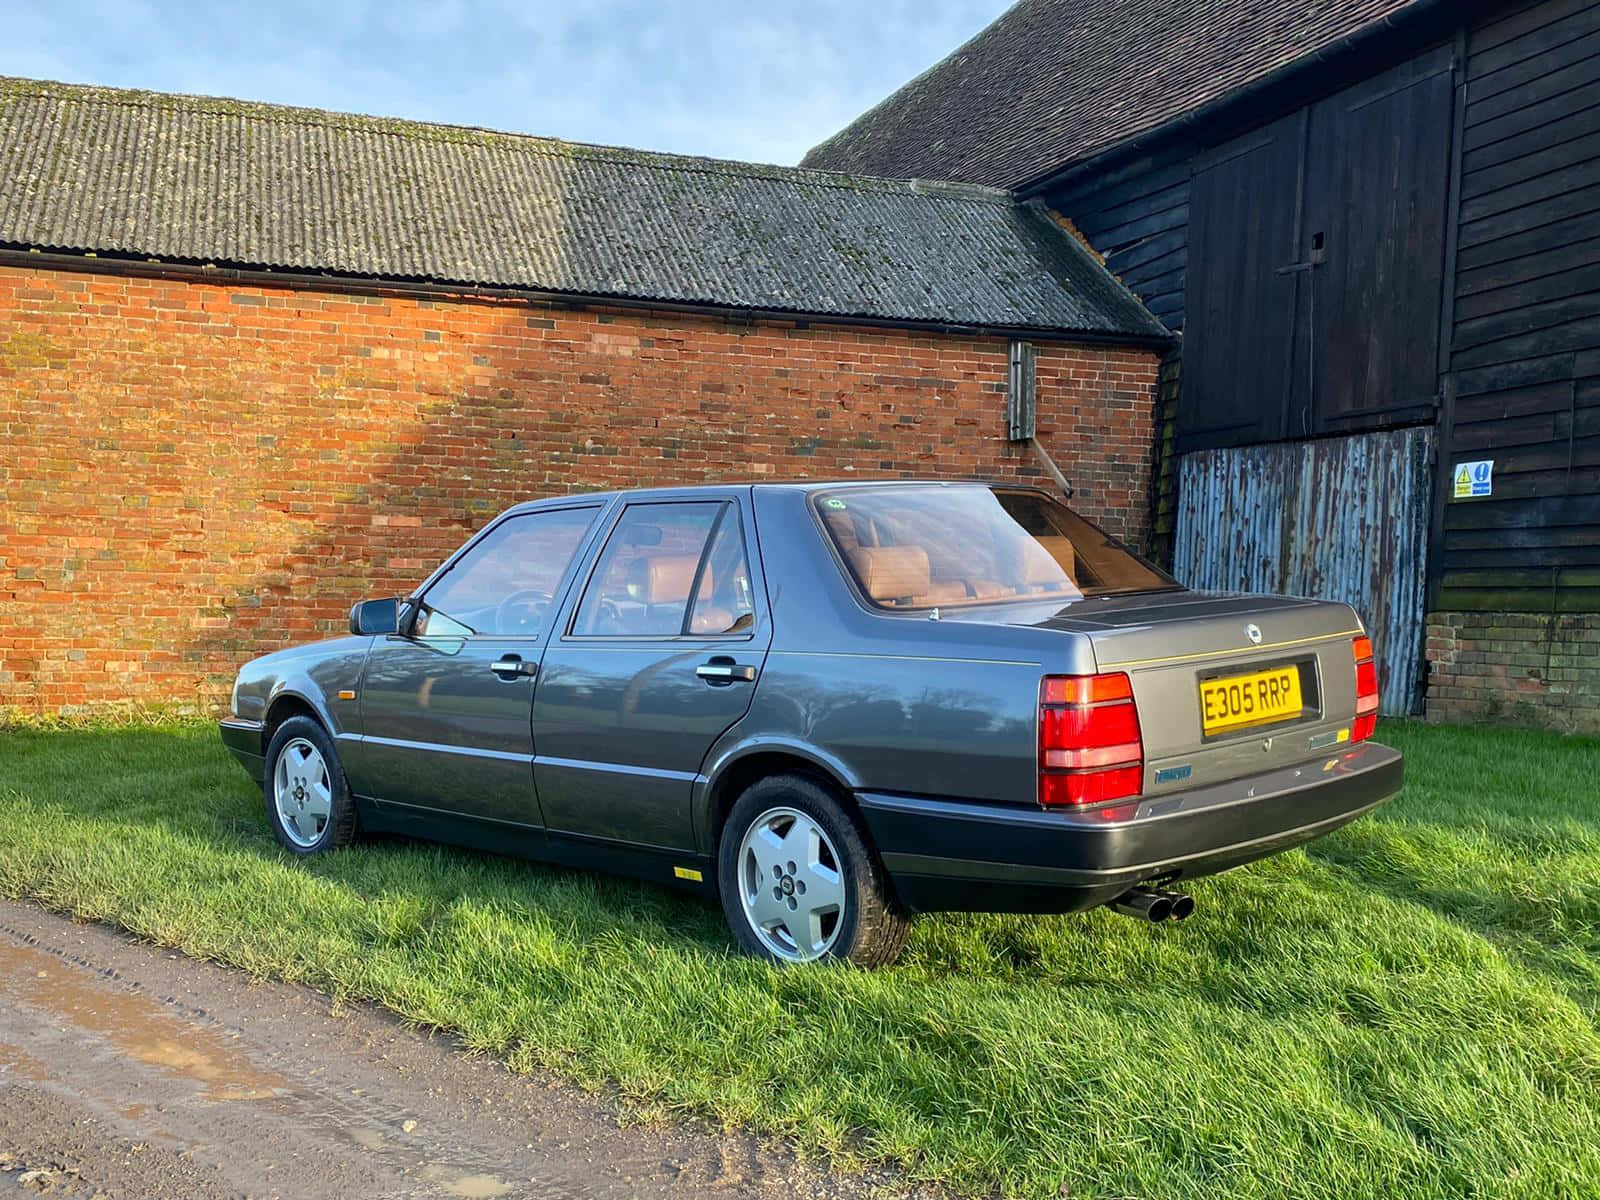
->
[0,720,1597,1199]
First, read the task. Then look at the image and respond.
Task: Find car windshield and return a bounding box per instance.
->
[815,484,1177,609]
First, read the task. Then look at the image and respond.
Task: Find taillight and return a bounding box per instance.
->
[1352,636,1379,742]
[1039,673,1144,807]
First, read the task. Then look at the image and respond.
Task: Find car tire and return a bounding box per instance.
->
[263,715,358,856]
[717,774,912,968]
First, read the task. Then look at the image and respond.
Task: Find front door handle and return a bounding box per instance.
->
[490,655,538,680]
[696,658,757,684]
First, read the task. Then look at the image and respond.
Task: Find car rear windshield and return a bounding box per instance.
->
[815,485,1176,609]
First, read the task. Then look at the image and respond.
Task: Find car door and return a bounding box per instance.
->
[352,502,603,826]
[533,493,771,851]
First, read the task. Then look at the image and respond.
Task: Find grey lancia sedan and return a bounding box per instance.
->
[220,481,1402,966]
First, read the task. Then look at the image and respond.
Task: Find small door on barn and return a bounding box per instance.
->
[1180,47,1455,447]
[1173,427,1435,715]
[1180,115,1304,453]
[1299,45,1455,436]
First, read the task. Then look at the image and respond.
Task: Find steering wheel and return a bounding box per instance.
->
[592,596,625,635]
[494,589,553,634]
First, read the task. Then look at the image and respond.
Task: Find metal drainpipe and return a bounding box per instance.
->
[1026,438,1074,499]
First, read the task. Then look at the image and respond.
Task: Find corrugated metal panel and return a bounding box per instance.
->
[1173,443,1288,594]
[0,77,1166,338]
[1285,427,1433,714]
[1173,426,1435,715]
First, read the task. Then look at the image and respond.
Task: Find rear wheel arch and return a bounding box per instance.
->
[704,749,858,851]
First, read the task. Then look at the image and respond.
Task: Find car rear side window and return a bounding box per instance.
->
[414,506,597,638]
[572,502,754,637]
[815,485,1174,610]
[688,509,756,635]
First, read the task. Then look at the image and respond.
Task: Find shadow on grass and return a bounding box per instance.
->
[7,718,1600,994]
[0,721,737,965]
[1299,720,1600,1008]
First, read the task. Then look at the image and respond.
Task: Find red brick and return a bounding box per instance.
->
[0,264,1160,715]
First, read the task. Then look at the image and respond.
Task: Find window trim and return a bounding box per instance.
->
[402,502,604,643]
[563,498,759,643]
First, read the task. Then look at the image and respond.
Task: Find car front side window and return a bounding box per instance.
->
[413,506,597,638]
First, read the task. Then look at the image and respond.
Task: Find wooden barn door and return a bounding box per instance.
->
[1174,47,1458,714]
[1181,48,1455,447]
[1181,115,1304,452]
[1299,46,1456,437]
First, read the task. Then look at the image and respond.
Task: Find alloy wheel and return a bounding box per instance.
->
[736,806,846,961]
[273,737,332,848]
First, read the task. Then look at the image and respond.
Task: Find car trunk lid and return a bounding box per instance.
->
[1012,591,1370,793]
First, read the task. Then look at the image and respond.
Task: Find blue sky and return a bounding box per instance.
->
[1,1,1010,165]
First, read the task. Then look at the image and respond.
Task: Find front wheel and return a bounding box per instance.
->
[263,715,358,855]
[717,774,912,967]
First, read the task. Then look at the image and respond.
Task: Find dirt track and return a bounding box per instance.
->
[0,900,935,1199]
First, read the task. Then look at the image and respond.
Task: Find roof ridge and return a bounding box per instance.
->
[802,4,1032,167]
[0,72,1169,338]
[800,0,1427,188]
[0,75,1017,205]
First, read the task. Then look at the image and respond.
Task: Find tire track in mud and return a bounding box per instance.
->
[0,902,939,1199]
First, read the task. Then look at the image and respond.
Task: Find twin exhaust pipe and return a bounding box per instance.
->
[1109,886,1194,924]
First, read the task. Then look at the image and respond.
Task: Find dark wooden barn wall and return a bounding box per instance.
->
[1049,159,1190,333]
[1048,159,1190,565]
[1438,0,1600,613]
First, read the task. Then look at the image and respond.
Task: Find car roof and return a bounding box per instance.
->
[502,478,1020,515]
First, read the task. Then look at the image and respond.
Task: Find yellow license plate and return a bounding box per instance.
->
[1200,666,1303,735]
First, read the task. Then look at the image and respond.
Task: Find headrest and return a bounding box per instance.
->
[642,555,705,606]
[1011,537,1075,588]
[822,509,863,553]
[849,545,931,602]
[1032,535,1076,582]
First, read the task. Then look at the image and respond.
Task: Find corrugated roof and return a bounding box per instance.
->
[801,0,1424,190]
[0,77,1166,339]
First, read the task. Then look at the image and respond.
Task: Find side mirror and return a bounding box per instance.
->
[349,597,400,636]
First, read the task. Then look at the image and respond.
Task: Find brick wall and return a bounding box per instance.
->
[1425,611,1600,734]
[0,263,1161,716]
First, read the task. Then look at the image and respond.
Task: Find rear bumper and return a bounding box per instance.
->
[218,718,266,783]
[858,741,1403,914]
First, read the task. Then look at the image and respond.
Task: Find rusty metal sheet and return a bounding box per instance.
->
[1173,426,1436,715]
[1286,427,1433,715]
[1173,443,1290,596]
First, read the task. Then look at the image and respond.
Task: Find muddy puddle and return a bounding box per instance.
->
[0,938,288,1101]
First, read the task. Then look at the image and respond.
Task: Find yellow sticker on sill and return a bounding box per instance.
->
[673,866,703,882]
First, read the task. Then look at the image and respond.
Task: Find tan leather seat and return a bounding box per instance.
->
[966,578,1015,600]
[1014,537,1075,593]
[690,605,737,633]
[643,554,701,606]
[925,578,973,603]
[848,545,931,605]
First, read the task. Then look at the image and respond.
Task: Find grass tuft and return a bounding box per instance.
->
[0,719,1597,1198]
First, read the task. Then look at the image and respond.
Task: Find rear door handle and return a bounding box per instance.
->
[696,658,757,684]
[490,655,538,679]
